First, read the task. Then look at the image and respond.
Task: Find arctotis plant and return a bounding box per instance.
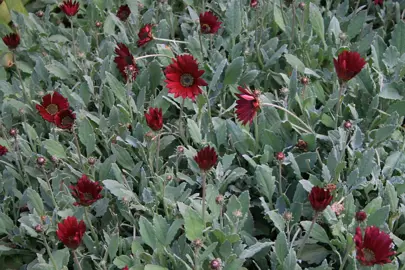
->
[0,0,404,270]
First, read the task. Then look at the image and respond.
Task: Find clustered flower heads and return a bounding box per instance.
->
[36,92,75,130]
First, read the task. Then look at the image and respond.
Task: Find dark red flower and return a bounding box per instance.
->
[374,0,383,5]
[235,87,261,125]
[60,0,80,17]
[354,226,395,266]
[355,211,367,222]
[117,5,131,21]
[122,267,129,270]
[308,186,333,212]
[2,33,20,50]
[114,43,138,82]
[145,107,163,131]
[70,174,103,206]
[199,11,222,34]
[36,92,69,123]
[54,109,76,130]
[0,145,8,156]
[164,54,208,101]
[137,24,153,47]
[333,51,366,81]
[250,0,258,8]
[56,216,86,249]
[194,146,218,171]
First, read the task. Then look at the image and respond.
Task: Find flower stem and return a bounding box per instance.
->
[290,0,296,48]
[339,240,354,270]
[154,37,189,44]
[41,234,58,270]
[72,128,84,171]
[278,161,283,195]
[134,54,172,61]
[198,30,205,58]
[84,207,99,245]
[155,133,161,173]
[14,55,29,105]
[335,82,347,128]
[201,171,207,227]
[72,250,83,270]
[71,19,76,55]
[179,99,186,143]
[262,102,313,133]
[41,166,58,208]
[253,115,260,153]
[13,137,29,186]
[298,212,319,257]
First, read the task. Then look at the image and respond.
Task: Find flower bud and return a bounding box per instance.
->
[95,21,102,28]
[177,146,184,154]
[215,195,224,204]
[51,156,59,163]
[36,10,44,17]
[280,87,289,96]
[210,259,221,270]
[88,157,96,165]
[339,32,347,41]
[233,209,242,218]
[35,224,43,232]
[283,211,293,222]
[344,120,352,129]
[300,77,309,85]
[193,239,203,248]
[355,211,367,222]
[37,157,46,166]
[298,2,306,10]
[326,183,336,192]
[296,139,308,151]
[276,152,285,161]
[166,175,173,181]
[9,128,17,137]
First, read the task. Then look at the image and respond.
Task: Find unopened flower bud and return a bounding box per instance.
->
[233,209,242,218]
[37,157,46,166]
[300,77,309,85]
[296,139,308,151]
[36,10,44,18]
[339,32,347,41]
[166,175,173,181]
[298,2,306,10]
[51,156,59,163]
[95,21,102,28]
[355,211,367,222]
[177,146,184,153]
[283,211,293,222]
[35,224,43,232]
[344,120,352,129]
[326,183,336,192]
[210,259,221,270]
[9,128,17,137]
[280,87,289,96]
[215,195,224,204]
[331,202,345,216]
[88,157,96,165]
[276,152,285,161]
[193,239,203,248]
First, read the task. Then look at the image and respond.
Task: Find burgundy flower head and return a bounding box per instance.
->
[56,216,86,249]
[2,33,20,50]
[333,51,366,81]
[70,174,103,206]
[122,267,129,270]
[250,0,258,8]
[117,5,131,21]
[145,107,163,131]
[354,226,395,266]
[54,109,76,130]
[36,92,69,123]
[60,0,80,17]
[164,54,208,101]
[114,43,138,82]
[355,211,367,222]
[194,146,218,171]
[199,11,222,34]
[374,0,383,5]
[235,87,261,125]
[308,186,333,212]
[0,145,8,156]
[137,24,154,47]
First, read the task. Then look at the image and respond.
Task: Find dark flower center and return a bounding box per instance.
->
[363,248,375,262]
[62,116,74,126]
[125,56,133,65]
[84,193,93,200]
[180,74,194,87]
[46,104,59,115]
[201,24,211,33]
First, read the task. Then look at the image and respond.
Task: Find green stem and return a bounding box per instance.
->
[154,37,189,44]
[41,167,58,208]
[84,207,99,245]
[278,162,283,195]
[179,99,186,143]
[335,82,347,128]
[14,54,29,105]
[14,137,29,186]
[126,81,133,122]
[201,171,207,227]
[42,235,58,270]
[134,54,172,61]
[193,246,200,270]
[72,250,83,270]
[155,133,161,173]
[254,115,260,152]
[290,0,296,48]
[198,30,205,58]
[298,212,318,257]
[339,239,353,270]
[72,128,84,171]
[71,19,76,56]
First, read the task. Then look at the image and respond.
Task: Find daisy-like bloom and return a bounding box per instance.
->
[333,51,366,82]
[0,145,8,156]
[56,216,86,249]
[2,33,20,50]
[70,174,103,206]
[145,107,163,131]
[36,92,69,123]
[114,43,138,82]
[199,11,222,34]
[354,226,395,266]
[54,109,76,130]
[308,186,333,212]
[194,146,218,171]
[116,5,131,21]
[235,86,261,125]
[164,54,208,101]
[60,0,80,17]
[137,24,154,47]
[250,0,258,8]
[374,0,383,5]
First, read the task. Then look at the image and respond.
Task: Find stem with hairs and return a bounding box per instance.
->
[298,212,319,257]
[41,235,58,270]
[254,115,260,153]
[335,82,347,128]
[154,37,189,44]
[84,207,99,245]
[72,250,83,270]
[201,171,207,227]
[155,133,161,173]
[72,127,84,171]
[41,166,58,208]
[135,54,172,61]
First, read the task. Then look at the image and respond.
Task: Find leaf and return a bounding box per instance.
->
[275,232,288,262]
[145,265,168,270]
[107,234,120,260]
[239,70,260,85]
[285,54,305,73]
[113,255,132,269]
[45,61,70,80]
[187,119,202,144]
[139,216,156,249]
[178,203,204,241]
[103,180,135,200]
[267,211,285,232]
[78,117,96,155]
[274,0,286,32]
[383,46,400,69]
[347,11,366,40]
[283,250,298,269]
[224,57,244,85]
[255,165,275,202]
[26,188,44,216]
[149,60,161,94]
[77,28,90,53]
[225,0,242,38]
[165,219,183,246]
[209,59,227,90]
[111,144,135,170]
[358,149,375,178]
[385,181,398,212]
[105,72,127,105]
[239,242,273,259]
[309,3,325,47]
[52,248,70,270]
[43,139,67,159]
[300,221,330,244]
[390,20,405,55]
[367,206,390,227]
